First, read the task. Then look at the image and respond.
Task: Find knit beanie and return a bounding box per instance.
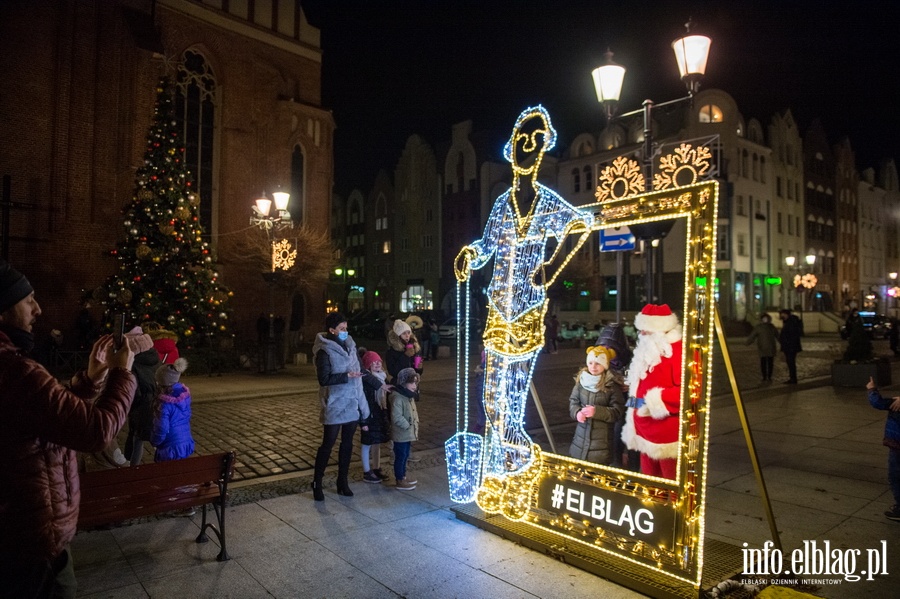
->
[124,326,155,354]
[397,367,419,386]
[393,319,412,337]
[0,260,34,313]
[361,351,382,370]
[325,312,347,332]
[586,345,615,368]
[156,357,188,386]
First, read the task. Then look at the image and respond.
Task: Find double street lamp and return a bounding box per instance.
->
[785,254,816,312]
[250,188,293,373]
[333,267,356,314]
[886,271,899,318]
[592,20,712,307]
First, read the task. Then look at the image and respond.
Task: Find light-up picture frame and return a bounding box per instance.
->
[447,106,719,590]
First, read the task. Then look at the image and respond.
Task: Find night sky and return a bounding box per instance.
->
[301,1,899,195]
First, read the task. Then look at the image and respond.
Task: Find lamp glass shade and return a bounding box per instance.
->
[591,62,625,104]
[255,197,272,216]
[805,254,816,265]
[890,272,898,280]
[272,191,290,211]
[334,268,343,276]
[784,256,796,267]
[347,269,356,277]
[672,34,711,78]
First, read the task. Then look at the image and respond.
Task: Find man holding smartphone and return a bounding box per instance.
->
[0,260,137,598]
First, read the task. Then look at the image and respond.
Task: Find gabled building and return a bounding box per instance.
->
[803,120,838,311]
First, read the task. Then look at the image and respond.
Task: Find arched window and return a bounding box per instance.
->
[698,104,723,123]
[175,50,217,238]
[741,149,749,177]
[572,168,581,193]
[290,145,305,224]
[759,156,766,183]
[752,154,759,181]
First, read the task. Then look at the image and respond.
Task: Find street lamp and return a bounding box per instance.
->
[592,19,712,306]
[251,188,292,232]
[334,267,356,314]
[250,189,293,373]
[887,272,898,318]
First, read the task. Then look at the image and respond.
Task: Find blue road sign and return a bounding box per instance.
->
[599,226,636,252]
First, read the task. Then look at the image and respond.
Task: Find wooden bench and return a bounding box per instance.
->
[78,451,236,561]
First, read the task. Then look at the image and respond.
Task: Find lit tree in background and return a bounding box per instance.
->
[91,78,232,342]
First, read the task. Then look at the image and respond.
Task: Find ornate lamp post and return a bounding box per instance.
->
[333,267,356,314]
[887,271,898,318]
[250,188,294,373]
[592,20,712,306]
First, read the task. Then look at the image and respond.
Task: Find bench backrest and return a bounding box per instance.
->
[78,451,235,530]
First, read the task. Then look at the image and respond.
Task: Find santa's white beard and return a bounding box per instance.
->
[625,331,673,390]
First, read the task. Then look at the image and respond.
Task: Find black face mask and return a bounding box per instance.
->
[0,323,34,353]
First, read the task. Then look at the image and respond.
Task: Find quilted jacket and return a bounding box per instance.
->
[0,329,136,567]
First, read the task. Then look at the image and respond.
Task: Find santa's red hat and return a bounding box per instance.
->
[634,303,679,334]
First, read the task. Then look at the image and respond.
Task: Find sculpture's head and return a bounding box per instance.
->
[503,105,557,174]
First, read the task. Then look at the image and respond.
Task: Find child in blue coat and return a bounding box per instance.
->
[866,376,900,521]
[151,358,195,462]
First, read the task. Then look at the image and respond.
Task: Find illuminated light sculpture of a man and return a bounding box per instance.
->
[455,106,593,485]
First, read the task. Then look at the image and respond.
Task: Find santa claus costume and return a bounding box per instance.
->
[622,304,683,479]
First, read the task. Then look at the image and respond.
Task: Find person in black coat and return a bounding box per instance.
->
[778,309,803,384]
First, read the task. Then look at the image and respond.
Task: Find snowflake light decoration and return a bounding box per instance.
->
[272,239,296,271]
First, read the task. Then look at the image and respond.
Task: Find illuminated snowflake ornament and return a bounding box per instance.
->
[271,239,296,271]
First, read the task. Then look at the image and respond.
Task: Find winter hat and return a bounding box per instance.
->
[361,351,382,370]
[0,260,33,313]
[156,357,188,386]
[393,319,412,337]
[634,303,679,334]
[325,312,347,332]
[396,367,419,386]
[586,345,615,368]
[124,326,154,354]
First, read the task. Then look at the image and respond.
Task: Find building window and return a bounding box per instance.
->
[572,168,581,193]
[698,104,723,123]
[737,233,746,256]
[425,208,433,222]
[717,225,729,260]
[175,50,217,238]
[583,165,592,190]
[736,195,745,216]
[755,236,764,259]
[290,146,305,224]
[777,212,783,233]
[776,177,782,197]
[382,241,391,254]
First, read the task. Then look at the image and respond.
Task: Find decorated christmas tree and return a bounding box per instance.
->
[91,78,232,342]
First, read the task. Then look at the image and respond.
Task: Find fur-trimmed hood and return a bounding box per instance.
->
[387,329,420,353]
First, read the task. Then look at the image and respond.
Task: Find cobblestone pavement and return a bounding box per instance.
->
[106,333,870,484]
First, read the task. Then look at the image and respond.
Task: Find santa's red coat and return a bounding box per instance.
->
[622,340,682,460]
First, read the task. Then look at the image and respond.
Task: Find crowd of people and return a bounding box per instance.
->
[7,251,900,596]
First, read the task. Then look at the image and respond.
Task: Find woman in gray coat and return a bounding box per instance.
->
[311,313,371,501]
[746,313,779,382]
[568,346,625,465]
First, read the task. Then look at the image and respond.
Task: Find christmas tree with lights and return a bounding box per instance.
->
[92,78,232,342]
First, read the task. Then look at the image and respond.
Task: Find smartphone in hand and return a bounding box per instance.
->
[113,313,125,350]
